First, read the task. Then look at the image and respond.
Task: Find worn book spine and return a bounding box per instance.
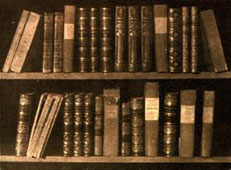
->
[182,7,190,73]
[168,8,182,73]
[144,82,159,156]
[74,93,84,156]
[153,5,168,73]
[128,6,140,72]
[121,102,131,156]
[115,6,127,72]
[131,97,144,156]
[63,5,76,72]
[201,91,215,157]
[15,93,33,156]
[42,13,54,73]
[179,90,196,157]
[94,96,104,156]
[2,10,30,73]
[141,6,153,72]
[100,8,113,73]
[53,12,64,73]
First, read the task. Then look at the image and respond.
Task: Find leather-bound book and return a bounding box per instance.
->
[115,6,127,72]
[153,5,168,73]
[179,90,197,157]
[63,5,76,72]
[168,8,182,73]
[201,91,215,157]
[141,6,153,72]
[128,6,140,72]
[15,93,33,156]
[53,12,64,73]
[100,8,113,73]
[144,82,159,156]
[131,97,144,156]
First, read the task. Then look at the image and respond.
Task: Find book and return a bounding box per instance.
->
[103,88,120,156]
[200,10,228,72]
[201,91,215,157]
[141,6,153,72]
[2,10,30,73]
[63,5,76,72]
[153,5,168,73]
[10,12,41,73]
[128,6,140,72]
[15,93,33,156]
[53,12,64,73]
[115,6,127,72]
[42,13,54,73]
[168,8,182,73]
[144,82,159,156]
[179,90,197,157]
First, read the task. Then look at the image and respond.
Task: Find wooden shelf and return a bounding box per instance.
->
[1,72,231,80]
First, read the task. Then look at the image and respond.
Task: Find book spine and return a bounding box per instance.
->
[100,8,113,73]
[131,97,144,156]
[191,6,199,73]
[144,82,159,156]
[201,91,215,157]
[15,93,33,156]
[128,6,140,72]
[141,6,153,72]
[90,8,99,72]
[74,93,84,156]
[94,96,104,156]
[121,102,131,156]
[53,12,64,73]
[63,94,74,157]
[168,8,182,73]
[182,7,190,73]
[179,90,196,157]
[163,92,178,157]
[63,5,76,72]
[77,8,89,73]
[43,13,54,73]
[153,5,168,73]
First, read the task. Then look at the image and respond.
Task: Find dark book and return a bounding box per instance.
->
[115,6,127,72]
[128,6,140,72]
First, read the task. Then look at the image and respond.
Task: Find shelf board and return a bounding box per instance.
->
[1,156,231,163]
[0,72,231,80]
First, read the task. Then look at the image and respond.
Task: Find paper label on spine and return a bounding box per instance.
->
[145,98,159,121]
[155,18,167,34]
[105,105,119,119]
[64,24,74,39]
[203,106,214,123]
[181,105,195,123]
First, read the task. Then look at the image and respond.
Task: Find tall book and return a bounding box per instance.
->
[2,10,30,72]
[10,12,41,73]
[200,10,227,72]
[179,90,197,157]
[141,6,153,72]
[63,5,76,72]
[42,13,54,73]
[153,5,168,73]
[168,8,182,73]
[103,88,120,156]
[53,12,64,73]
[115,6,127,72]
[144,82,159,156]
[15,93,33,156]
[201,91,215,157]
[128,6,140,72]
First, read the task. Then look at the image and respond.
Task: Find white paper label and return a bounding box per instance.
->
[64,23,74,39]
[145,98,159,121]
[181,105,195,123]
[155,17,167,34]
[203,106,214,123]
